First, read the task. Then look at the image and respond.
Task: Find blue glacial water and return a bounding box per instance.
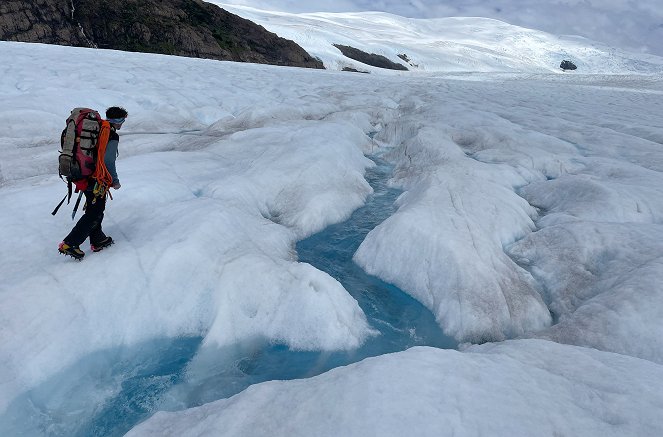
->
[156,158,457,411]
[1,157,455,437]
[296,157,456,355]
[0,337,202,437]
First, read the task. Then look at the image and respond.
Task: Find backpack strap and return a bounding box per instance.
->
[71,190,84,220]
[51,179,73,216]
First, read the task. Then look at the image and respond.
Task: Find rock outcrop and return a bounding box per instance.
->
[0,0,90,46]
[334,44,408,71]
[0,0,324,69]
[560,60,577,71]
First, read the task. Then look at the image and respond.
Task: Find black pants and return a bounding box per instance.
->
[64,189,107,247]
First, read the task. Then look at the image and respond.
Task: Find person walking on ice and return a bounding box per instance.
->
[57,106,128,260]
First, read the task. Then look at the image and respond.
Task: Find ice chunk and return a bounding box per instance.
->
[508,221,663,363]
[355,126,552,342]
[521,157,663,225]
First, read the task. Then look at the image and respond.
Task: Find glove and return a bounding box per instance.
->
[112,181,121,190]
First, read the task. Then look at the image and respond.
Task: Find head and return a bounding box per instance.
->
[106,106,128,130]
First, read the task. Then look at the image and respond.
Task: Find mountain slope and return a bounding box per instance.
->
[216,3,663,74]
[0,0,323,68]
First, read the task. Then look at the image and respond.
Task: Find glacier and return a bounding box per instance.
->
[1,10,663,436]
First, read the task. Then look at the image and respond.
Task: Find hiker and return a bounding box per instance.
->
[58,106,128,260]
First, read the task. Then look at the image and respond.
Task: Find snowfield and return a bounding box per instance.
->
[1,9,663,435]
[215,3,663,74]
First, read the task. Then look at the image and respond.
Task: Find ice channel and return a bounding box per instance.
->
[1,157,456,437]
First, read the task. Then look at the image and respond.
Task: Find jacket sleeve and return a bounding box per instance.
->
[104,138,120,184]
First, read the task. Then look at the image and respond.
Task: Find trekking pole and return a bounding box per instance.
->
[71,191,84,220]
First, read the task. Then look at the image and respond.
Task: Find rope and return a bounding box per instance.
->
[92,120,114,199]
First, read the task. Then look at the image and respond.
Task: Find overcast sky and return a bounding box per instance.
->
[222,0,663,56]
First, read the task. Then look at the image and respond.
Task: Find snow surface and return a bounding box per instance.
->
[216,3,663,74]
[222,0,663,57]
[0,42,383,416]
[127,340,663,437]
[1,20,663,436]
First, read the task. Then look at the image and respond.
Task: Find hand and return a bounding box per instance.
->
[112,182,121,190]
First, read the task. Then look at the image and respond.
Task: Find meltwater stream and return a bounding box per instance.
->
[296,157,457,355]
[2,157,456,437]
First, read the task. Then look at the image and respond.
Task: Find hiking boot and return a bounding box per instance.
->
[59,242,85,260]
[91,236,114,252]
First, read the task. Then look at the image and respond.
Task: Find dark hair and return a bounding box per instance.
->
[106,106,128,119]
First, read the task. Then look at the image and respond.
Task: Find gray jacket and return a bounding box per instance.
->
[106,131,120,184]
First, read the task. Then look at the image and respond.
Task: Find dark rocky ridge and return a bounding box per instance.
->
[334,44,408,71]
[0,0,324,69]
